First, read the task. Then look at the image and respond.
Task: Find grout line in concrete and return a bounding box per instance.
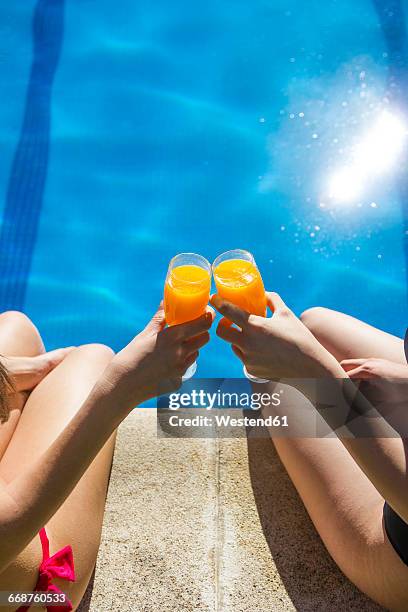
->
[214,436,223,612]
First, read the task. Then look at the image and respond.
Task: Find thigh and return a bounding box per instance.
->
[300,307,405,364]
[0,344,116,609]
[0,312,45,461]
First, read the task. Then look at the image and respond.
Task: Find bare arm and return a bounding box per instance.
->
[0,305,213,573]
[297,376,408,524]
[211,292,408,523]
[2,348,74,393]
[0,381,129,569]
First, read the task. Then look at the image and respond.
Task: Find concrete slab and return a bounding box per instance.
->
[80,409,217,612]
[79,409,383,611]
[217,435,383,611]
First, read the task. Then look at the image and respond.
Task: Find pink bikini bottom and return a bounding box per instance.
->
[16,528,75,612]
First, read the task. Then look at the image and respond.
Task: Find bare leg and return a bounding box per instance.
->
[0,311,45,358]
[300,307,406,364]
[264,309,408,610]
[0,311,45,459]
[0,343,116,610]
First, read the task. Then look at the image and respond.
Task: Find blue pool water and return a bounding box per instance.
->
[0,0,406,378]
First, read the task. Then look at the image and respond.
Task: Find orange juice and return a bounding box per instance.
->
[213,259,266,316]
[164,264,211,326]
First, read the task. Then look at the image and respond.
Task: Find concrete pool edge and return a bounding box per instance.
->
[80,409,384,611]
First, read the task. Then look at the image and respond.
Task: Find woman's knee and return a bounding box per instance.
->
[0,311,44,356]
[66,343,114,374]
[75,343,114,359]
[0,310,37,332]
[300,307,331,333]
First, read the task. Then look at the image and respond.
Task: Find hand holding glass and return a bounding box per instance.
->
[164,253,211,380]
[212,249,269,383]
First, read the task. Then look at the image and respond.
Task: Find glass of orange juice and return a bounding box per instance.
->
[164,253,211,380]
[212,249,269,383]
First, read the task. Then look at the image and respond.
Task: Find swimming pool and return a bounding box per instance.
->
[0,0,406,378]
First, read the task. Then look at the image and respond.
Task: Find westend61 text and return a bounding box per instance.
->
[168,414,289,428]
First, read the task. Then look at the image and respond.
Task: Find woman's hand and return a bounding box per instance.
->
[341,358,408,380]
[103,304,214,410]
[2,348,75,393]
[341,358,408,418]
[211,292,344,380]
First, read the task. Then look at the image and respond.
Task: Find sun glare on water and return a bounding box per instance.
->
[327,110,408,203]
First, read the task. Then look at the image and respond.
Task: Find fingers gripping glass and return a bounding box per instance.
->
[164,253,211,381]
[212,249,269,383]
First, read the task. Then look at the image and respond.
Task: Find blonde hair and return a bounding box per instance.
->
[0,361,13,423]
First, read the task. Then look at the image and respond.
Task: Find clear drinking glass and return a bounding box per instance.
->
[212,249,269,383]
[164,253,211,380]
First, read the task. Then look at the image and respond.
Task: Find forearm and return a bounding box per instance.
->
[342,436,408,520]
[295,371,408,522]
[0,379,134,573]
